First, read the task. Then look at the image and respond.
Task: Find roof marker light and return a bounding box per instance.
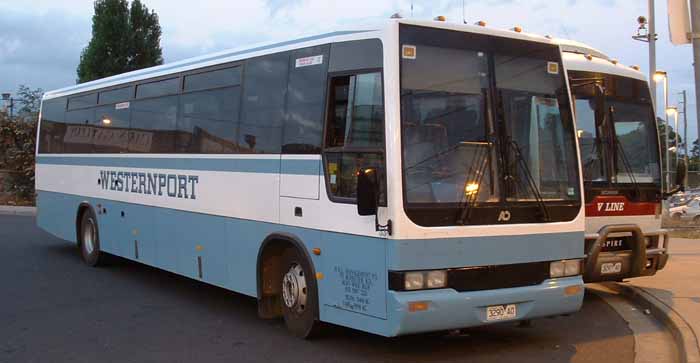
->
[610,59,619,65]
[630,65,641,71]
[512,26,523,33]
[585,54,594,61]
[475,20,487,27]
[434,15,446,21]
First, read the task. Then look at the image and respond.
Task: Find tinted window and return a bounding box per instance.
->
[130,96,178,153]
[93,104,131,153]
[177,87,240,153]
[63,108,96,153]
[100,87,134,104]
[325,72,384,149]
[184,67,241,91]
[136,78,180,99]
[68,93,97,109]
[240,53,289,153]
[38,98,66,153]
[282,45,330,154]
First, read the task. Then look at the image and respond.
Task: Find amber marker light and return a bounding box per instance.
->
[564,285,583,296]
[408,301,430,312]
[434,15,446,21]
[475,20,487,27]
[512,26,523,33]
[312,248,321,255]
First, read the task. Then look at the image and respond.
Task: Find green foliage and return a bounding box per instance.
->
[77,0,163,83]
[0,114,37,201]
[15,85,44,121]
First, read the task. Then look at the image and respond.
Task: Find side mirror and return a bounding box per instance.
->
[675,159,687,192]
[357,168,379,216]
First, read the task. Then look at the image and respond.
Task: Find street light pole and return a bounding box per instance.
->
[690,0,700,144]
[649,0,658,109]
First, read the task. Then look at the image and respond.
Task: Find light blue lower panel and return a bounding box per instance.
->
[36,190,584,337]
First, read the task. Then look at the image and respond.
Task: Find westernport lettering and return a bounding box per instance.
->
[99,170,199,199]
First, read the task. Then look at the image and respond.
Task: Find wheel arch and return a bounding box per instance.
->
[256,232,318,319]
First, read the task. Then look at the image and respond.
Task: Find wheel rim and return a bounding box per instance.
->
[282,263,307,314]
[83,219,95,255]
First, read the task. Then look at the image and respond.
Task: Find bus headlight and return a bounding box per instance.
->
[404,272,424,290]
[550,259,582,278]
[426,270,447,288]
[403,270,448,290]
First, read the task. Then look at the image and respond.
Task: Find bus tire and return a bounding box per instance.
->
[78,208,104,267]
[280,247,320,339]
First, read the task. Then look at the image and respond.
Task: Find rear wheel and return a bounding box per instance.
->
[79,208,104,267]
[280,248,320,338]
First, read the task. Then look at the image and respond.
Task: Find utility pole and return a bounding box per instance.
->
[682,90,689,162]
[691,0,700,146]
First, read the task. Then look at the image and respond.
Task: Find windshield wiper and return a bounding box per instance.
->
[505,138,551,222]
[456,142,492,225]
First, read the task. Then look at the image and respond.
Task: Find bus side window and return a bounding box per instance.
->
[323,72,386,204]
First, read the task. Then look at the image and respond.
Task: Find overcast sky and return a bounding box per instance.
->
[1,0,697,140]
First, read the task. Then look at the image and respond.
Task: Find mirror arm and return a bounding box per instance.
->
[375,214,392,236]
[663,185,685,199]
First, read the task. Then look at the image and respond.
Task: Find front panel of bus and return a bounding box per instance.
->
[568,69,667,281]
[380,23,585,335]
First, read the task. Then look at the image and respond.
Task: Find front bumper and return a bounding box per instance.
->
[386,276,584,336]
[584,226,669,282]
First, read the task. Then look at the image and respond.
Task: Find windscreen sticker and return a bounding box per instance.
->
[295,55,323,68]
[402,45,416,59]
[547,62,560,75]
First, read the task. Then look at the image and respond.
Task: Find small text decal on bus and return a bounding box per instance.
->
[295,55,323,68]
[99,170,199,200]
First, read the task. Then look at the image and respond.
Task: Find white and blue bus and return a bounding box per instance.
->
[36,19,586,338]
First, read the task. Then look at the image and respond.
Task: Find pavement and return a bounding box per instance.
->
[616,238,700,363]
[0,213,638,363]
[0,205,35,216]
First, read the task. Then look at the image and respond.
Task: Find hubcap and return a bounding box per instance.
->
[83,219,95,255]
[282,263,307,314]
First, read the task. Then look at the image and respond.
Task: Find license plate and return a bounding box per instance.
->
[601,262,622,274]
[486,304,517,321]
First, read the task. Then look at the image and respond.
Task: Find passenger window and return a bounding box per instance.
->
[324,72,386,203]
[99,87,133,104]
[63,108,96,153]
[282,45,330,154]
[38,98,67,153]
[68,93,98,109]
[184,67,241,92]
[240,53,289,154]
[325,72,384,148]
[177,87,241,153]
[136,78,180,99]
[93,105,131,153]
[130,96,178,153]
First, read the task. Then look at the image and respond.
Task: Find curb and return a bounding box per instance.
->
[0,206,36,216]
[610,282,700,363]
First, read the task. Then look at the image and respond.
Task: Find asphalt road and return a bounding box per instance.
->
[1,215,635,363]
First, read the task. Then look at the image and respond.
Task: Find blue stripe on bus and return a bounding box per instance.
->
[47,30,371,97]
[36,155,321,175]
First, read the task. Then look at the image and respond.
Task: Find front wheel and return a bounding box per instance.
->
[280,248,320,338]
[79,208,105,267]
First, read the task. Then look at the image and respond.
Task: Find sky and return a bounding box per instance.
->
[0,0,698,141]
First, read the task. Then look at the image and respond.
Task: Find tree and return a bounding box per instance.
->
[15,85,44,122]
[127,0,163,72]
[77,0,163,83]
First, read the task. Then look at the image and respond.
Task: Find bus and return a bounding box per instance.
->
[557,39,684,282]
[36,19,586,338]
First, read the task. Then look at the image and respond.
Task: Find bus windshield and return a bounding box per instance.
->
[399,26,580,225]
[571,72,661,186]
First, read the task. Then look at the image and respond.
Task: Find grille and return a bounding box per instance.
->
[389,262,551,292]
